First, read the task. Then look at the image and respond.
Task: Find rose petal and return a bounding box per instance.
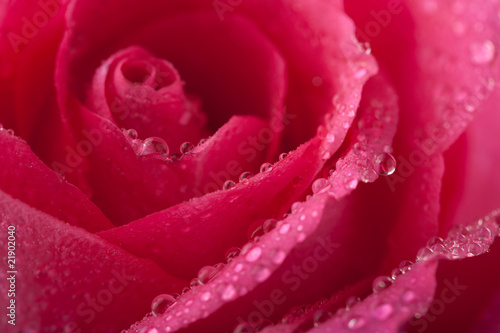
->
[0,0,80,181]
[88,45,211,150]
[99,136,325,278]
[74,105,272,225]
[125,72,398,332]
[440,62,500,233]
[0,129,113,233]
[264,211,500,333]
[0,189,187,332]
[345,0,499,154]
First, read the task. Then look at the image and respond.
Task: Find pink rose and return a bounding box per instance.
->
[0,0,499,332]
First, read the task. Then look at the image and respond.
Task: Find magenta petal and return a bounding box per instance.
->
[346,0,499,154]
[123,72,398,332]
[0,130,113,233]
[440,63,500,233]
[0,189,187,332]
[99,136,325,279]
[88,45,211,150]
[75,106,272,224]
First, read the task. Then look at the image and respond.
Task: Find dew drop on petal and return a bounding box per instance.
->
[198,266,217,284]
[470,40,495,64]
[371,303,394,320]
[279,223,291,235]
[373,153,396,176]
[253,265,271,282]
[271,249,286,264]
[372,275,393,293]
[123,128,138,140]
[226,247,241,262]
[279,153,288,161]
[312,178,329,194]
[151,294,176,316]
[233,322,255,333]
[245,247,262,262]
[180,142,195,155]
[201,291,211,301]
[346,316,365,329]
[402,290,416,304]
[223,180,236,190]
[139,137,170,159]
[239,172,254,183]
[326,133,336,143]
[221,284,236,301]
[260,163,273,173]
[263,219,278,233]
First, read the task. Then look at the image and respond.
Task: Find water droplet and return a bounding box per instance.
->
[416,246,434,261]
[239,172,254,183]
[467,243,484,256]
[399,260,413,274]
[260,163,273,173]
[402,290,416,303]
[190,278,202,288]
[226,247,241,262]
[322,151,332,160]
[354,67,368,79]
[221,284,236,301]
[138,137,170,160]
[391,268,403,280]
[313,309,330,326]
[344,178,358,190]
[346,296,361,310]
[477,226,492,240]
[198,266,217,284]
[326,133,336,143]
[123,128,138,140]
[233,322,255,333]
[245,247,262,262]
[180,142,195,154]
[271,249,286,264]
[312,178,329,194]
[470,40,495,64]
[223,180,236,190]
[151,294,176,316]
[279,223,291,235]
[373,153,396,176]
[263,219,278,233]
[346,316,365,329]
[6,128,14,136]
[201,291,211,301]
[372,275,393,293]
[371,303,393,320]
[279,153,288,161]
[253,265,271,282]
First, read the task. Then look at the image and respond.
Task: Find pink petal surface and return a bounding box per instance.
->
[0,189,187,333]
[345,0,499,155]
[54,0,375,225]
[440,62,500,234]
[124,72,398,332]
[0,129,113,233]
[75,107,272,225]
[261,211,500,333]
[0,0,76,175]
[88,45,211,151]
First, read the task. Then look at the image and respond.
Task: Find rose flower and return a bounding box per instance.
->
[0,0,499,332]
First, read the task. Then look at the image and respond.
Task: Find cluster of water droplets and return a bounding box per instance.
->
[0,123,15,136]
